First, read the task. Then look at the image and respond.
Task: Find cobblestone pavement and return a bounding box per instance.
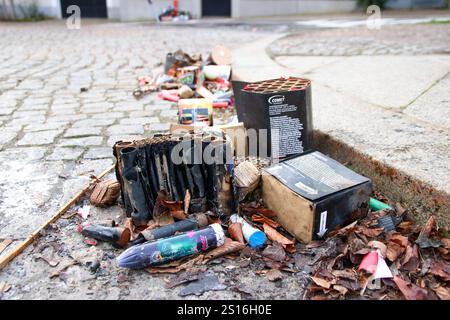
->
[268,24,450,56]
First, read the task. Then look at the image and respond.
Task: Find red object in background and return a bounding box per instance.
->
[212,102,229,109]
[158,91,179,102]
[173,0,179,16]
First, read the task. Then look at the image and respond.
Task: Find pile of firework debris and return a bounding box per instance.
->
[63,48,450,299]
[133,46,233,127]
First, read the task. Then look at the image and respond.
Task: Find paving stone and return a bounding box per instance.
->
[84,147,113,159]
[24,122,69,132]
[13,110,47,118]
[129,110,156,117]
[64,127,102,138]
[72,118,116,127]
[119,117,159,125]
[146,123,170,132]
[0,131,18,146]
[17,130,62,146]
[107,124,144,135]
[47,147,84,161]
[91,112,124,119]
[46,114,87,122]
[58,136,103,147]
[159,109,179,119]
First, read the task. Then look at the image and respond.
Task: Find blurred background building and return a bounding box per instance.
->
[0,0,449,21]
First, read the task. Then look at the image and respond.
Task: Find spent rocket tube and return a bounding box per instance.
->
[117,223,225,269]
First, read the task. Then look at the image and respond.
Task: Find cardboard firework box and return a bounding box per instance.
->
[262,151,372,243]
[234,77,313,159]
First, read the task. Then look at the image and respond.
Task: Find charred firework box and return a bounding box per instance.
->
[234,77,313,159]
[262,151,372,243]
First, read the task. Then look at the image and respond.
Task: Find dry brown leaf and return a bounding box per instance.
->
[251,214,280,228]
[228,223,245,244]
[428,260,450,281]
[241,205,277,217]
[368,240,387,258]
[393,276,428,300]
[356,226,384,238]
[434,286,450,300]
[266,269,283,282]
[401,244,420,272]
[310,276,331,289]
[333,285,348,296]
[263,223,296,253]
[172,210,188,220]
[441,238,450,249]
[153,190,169,217]
[49,259,78,278]
[386,241,405,262]
[203,238,245,263]
[331,269,358,281]
[390,233,409,248]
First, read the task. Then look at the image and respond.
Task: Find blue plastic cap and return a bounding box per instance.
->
[248,231,267,249]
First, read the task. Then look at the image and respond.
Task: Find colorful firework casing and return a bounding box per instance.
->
[116,223,225,269]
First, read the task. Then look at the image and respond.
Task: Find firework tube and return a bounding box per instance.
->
[230,214,266,249]
[369,197,393,211]
[117,223,225,269]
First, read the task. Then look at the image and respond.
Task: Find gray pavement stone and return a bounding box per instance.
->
[72,118,116,127]
[46,114,87,122]
[24,122,69,132]
[17,130,62,146]
[91,112,124,119]
[146,123,170,132]
[0,131,18,146]
[84,147,113,159]
[107,124,144,135]
[47,147,84,161]
[120,117,159,125]
[159,109,179,119]
[58,136,103,147]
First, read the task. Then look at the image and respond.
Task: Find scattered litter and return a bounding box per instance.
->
[49,259,78,279]
[164,272,200,289]
[78,223,130,248]
[35,254,60,267]
[76,205,91,219]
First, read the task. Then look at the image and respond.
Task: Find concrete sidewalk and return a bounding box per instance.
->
[232,27,450,226]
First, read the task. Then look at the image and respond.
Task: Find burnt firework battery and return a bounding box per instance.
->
[235,77,313,159]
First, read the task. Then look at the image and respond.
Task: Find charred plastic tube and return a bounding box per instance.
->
[117,223,225,269]
[78,223,131,248]
[129,213,209,246]
[121,147,151,226]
